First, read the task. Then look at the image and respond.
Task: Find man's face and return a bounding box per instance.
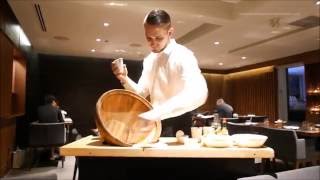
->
[144,24,173,53]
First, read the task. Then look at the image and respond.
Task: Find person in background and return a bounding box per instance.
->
[215,98,233,118]
[111,9,208,136]
[37,94,64,160]
[38,94,64,123]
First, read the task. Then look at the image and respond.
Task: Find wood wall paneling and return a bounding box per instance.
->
[0,32,13,118]
[12,57,26,115]
[200,73,224,112]
[224,67,277,121]
[0,1,26,176]
[200,67,278,122]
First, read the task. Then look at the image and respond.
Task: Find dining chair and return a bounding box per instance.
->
[237,165,320,180]
[259,127,306,170]
[227,122,254,135]
[28,121,66,168]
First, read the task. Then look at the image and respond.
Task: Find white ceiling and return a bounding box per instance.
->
[8,0,320,70]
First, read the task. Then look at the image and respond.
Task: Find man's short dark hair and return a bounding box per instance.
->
[44,95,56,104]
[144,9,171,27]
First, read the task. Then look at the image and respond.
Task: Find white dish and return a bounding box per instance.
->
[283,125,299,130]
[203,135,233,148]
[315,124,320,128]
[232,134,268,148]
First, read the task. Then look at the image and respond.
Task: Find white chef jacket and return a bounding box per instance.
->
[123,39,208,120]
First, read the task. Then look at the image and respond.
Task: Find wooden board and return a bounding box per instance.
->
[60,135,274,158]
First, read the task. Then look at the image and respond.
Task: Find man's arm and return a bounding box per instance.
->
[57,109,64,122]
[111,60,150,98]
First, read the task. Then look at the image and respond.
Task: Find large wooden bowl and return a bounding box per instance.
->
[96,89,161,146]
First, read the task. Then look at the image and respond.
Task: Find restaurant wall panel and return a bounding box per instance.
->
[0,0,30,177]
[0,32,14,117]
[223,67,277,121]
[200,73,224,112]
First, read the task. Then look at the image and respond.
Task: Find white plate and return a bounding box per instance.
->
[283,125,299,130]
[315,124,320,128]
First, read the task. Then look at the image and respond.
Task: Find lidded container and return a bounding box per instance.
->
[95,89,161,146]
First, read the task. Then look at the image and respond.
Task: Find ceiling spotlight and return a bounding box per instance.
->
[316,1,320,5]
[241,56,247,60]
[218,62,224,66]
[129,43,142,47]
[282,26,292,30]
[96,38,101,42]
[196,14,204,18]
[91,49,96,52]
[115,49,126,53]
[106,2,127,6]
[214,41,220,45]
[53,35,69,41]
[103,22,110,27]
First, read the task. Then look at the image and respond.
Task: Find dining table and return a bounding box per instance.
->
[257,121,320,138]
[60,135,274,180]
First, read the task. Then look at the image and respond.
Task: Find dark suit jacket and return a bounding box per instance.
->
[37,104,63,123]
[215,103,233,118]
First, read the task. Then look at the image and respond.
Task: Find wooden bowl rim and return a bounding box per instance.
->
[95,89,161,146]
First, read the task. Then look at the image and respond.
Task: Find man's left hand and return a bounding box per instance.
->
[138,110,161,121]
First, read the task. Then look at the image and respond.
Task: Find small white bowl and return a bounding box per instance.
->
[232,134,268,148]
[177,135,189,144]
[184,138,201,148]
[203,135,233,148]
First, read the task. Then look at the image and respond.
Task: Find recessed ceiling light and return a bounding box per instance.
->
[53,35,69,41]
[103,22,110,27]
[115,49,126,53]
[218,62,223,66]
[316,1,320,5]
[91,49,96,52]
[282,26,292,30]
[129,43,142,47]
[241,56,247,60]
[96,38,101,42]
[195,14,204,18]
[105,2,127,6]
[213,41,220,45]
[271,30,280,34]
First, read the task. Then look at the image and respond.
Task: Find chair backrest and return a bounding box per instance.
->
[227,122,253,135]
[29,122,66,147]
[260,127,298,162]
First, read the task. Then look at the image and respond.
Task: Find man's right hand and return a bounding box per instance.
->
[111,61,128,84]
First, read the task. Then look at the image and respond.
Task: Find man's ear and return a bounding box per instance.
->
[168,27,174,37]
